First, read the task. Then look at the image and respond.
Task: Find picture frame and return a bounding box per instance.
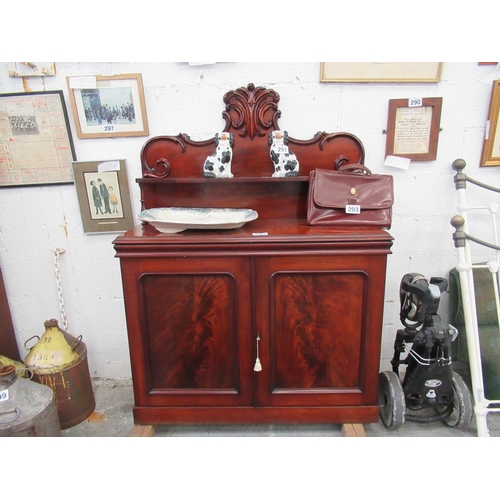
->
[6,62,56,77]
[385,97,443,161]
[72,159,134,233]
[320,63,443,83]
[66,73,149,139]
[481,80,500,167]
[0,90,76,187]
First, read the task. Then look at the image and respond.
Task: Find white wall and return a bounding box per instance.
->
[1,62,499,379]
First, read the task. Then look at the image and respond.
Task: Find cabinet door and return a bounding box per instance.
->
[253,254,387,407]
[121,256,253,408]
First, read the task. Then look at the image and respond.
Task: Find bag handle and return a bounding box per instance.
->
[337,164,372,175]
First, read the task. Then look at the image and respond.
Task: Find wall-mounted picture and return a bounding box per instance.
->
[385,97,443,161]
[481,80,500,167]
[72,160,134,233]
[320,63,443,83]
[66,74,149,139]
[6,62,56,77]
[0,90,76,187]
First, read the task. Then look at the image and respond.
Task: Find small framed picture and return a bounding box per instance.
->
[385,97,443,161]
[72,159,134,233]
[66,73,149,139]
[481,80,500,167]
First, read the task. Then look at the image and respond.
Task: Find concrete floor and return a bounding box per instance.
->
[60,378,500,438]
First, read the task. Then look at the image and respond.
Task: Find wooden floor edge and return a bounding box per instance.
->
[341,423,366,437]
[130,424,156,437]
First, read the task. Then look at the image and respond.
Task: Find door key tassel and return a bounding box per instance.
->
[254,335,262,372]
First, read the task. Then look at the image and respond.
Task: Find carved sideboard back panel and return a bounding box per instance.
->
[140,83,365,180]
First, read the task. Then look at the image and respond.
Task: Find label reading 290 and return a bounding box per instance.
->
[409,98,423,107]
[345,205,361,214]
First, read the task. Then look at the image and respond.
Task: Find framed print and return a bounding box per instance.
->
[385,97,443,161]
[6,62,56,77]
[66,73,149,139]
[72,159,134,233]
[0,90,76,187]
[320,63,443,83]
[481,80,500,167]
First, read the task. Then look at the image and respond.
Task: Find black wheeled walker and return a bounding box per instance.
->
[378,273,473,430]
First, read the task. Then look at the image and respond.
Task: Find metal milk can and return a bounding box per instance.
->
[24,319,96,430]
[0,364,61,437]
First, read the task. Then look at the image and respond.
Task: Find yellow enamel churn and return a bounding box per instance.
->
[24,318,95,430]
[0,364,61,437]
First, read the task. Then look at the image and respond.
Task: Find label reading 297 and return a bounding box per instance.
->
[345,205,361,214]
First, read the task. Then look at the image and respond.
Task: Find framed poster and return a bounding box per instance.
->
[320,62,443,83]
[385,97,443,161]
[481,80,500,167]
[0,90,76,187]
[72,159,134,233]
[66,73,149,139]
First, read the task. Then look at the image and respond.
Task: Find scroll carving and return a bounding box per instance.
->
[140,133,215,178]
[222,83,281,140]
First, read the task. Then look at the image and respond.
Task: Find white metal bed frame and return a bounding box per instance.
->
[451,158,500,437]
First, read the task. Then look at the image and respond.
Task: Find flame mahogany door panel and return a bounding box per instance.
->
[253,254,388,408]
[120,256,254,408]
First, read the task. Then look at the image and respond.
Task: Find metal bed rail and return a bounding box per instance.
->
[451,158,500,437]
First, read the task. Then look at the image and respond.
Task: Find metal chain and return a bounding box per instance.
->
[53,248,68,331]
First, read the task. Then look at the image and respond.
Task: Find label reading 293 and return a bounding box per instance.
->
[345,205,361,214]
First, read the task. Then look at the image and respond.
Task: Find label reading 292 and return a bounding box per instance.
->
[345,205,361,214]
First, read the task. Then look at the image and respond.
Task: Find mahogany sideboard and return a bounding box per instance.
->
[113,84,393,425]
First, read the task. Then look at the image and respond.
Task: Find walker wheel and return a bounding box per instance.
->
[436,371,473,428]
[378,371,406,429]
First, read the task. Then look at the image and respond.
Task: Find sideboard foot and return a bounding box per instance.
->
[130,424,156,437]
[341,423,366,437]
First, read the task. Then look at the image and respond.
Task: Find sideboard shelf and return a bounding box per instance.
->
[137,176,310,184]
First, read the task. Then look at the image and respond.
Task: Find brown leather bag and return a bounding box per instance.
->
[306,165,394,228]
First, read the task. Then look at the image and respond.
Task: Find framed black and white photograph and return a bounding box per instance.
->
[72,159,134,233]
[66,74,149,139]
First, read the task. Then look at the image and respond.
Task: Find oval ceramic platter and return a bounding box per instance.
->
[137,207,259,234]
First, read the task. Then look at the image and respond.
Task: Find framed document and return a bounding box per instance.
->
[72,159,134,234]
[385,97,443,161]
[481,80,500,167]
[0,90,76,187]
[66,73,149,139]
